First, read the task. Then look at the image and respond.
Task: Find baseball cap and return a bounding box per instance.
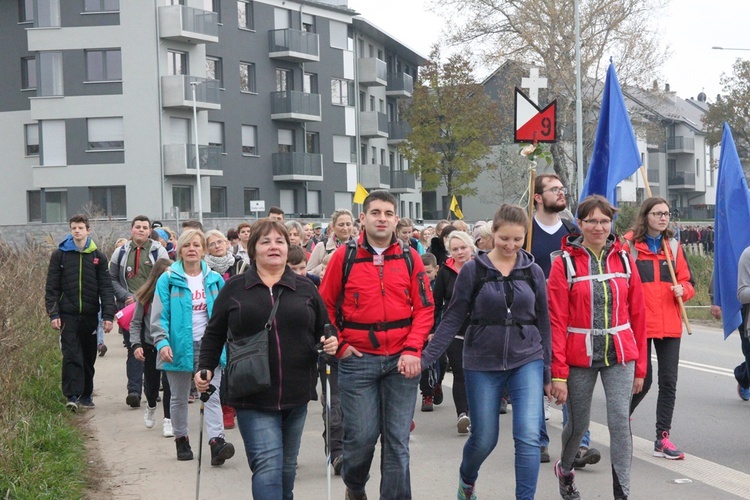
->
[151,220,163,229]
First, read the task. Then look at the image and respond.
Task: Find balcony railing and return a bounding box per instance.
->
[270,91,321,122]
[358,58,387,86]
[667,136,695,153]
[390,170,417,192]
[163,144,223,176]
[272,152,323,181]
[360,111,388,138]
[647,169,660,184]
[360,164,390,189]
[386,72,414,97]
[161,75,220,110]
[268,29,320,62]
[668,171,696,188]
[388,121,412,144]
[159,5,218,43]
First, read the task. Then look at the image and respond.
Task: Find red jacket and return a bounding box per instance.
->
[548,235,648,380]
[622,232,694,338]
[319,232,434,358]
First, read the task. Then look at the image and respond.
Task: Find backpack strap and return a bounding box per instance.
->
[561,218,577,234]
[466,264,536,329]
[560,249,631,290]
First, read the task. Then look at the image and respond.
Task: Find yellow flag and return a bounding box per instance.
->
[450,195,464,220]
[353,183,369,205]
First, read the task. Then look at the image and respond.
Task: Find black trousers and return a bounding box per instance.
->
[734,321,750,388]
[630,337,681,439]
[60,313,99,399]
[143,345,171,418]
[419,338,469,416]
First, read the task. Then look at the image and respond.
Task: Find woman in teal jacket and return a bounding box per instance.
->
[150,229,234,466]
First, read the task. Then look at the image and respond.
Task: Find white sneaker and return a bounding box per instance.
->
[162,418,174,438]
[457,412,471,434]
[144,406,156,429]
[544,396,551,421]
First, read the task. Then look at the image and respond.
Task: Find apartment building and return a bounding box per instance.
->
[1,0,425,225]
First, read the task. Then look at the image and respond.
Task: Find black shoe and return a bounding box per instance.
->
[540,446,550,463]
[126,393,141,408]
[175,436,193,461]
[554,460,581,500]
[209,436,235,466]
[573,446,601,469]
[345,488,367,500]
[79,396,95,409]
[433,384,444,405]
[421,395,434,412]
[499,398,508,414]
[332,455,344,476]
[66,396,79,413]
[98,344,107,357]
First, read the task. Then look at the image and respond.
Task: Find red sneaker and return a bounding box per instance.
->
[222,405,236,429]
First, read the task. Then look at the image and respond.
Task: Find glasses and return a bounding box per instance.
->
[543,187,568,195]
[208,240,226,248]
[581,219,612,227]
[649,211,671,219]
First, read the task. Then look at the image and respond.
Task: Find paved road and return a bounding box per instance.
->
[85,323,749,499]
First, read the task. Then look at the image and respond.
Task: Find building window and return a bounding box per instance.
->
[39,51,63,96]
[380,149,386,165]
[172,185,192,213]
[40,120,67,166]
[359,91,366,112]
[239,62,256,93]
[203,0,221,22]
[167,50,188,76]
[84,0,119,12]
[696,158,700,177]
[306,132,319,154]
[90,186,126,218]
[85,49,122,81]
[237,0,254,30]
[360,143,366,163]
[303,73,318,94]
[242,125,258,155]
[29,189,68,223]
[331,78,352,106]
[369,95,375,111]
[28,191,41,222]
[279,189,295,214]
[278,129,294,153]
[207,121,224,152]
[206,56,223,88]
[19,0,33,22]
[37,0,60,27]
[244,187,259,215]
[87,117,124,150]
[21,57,36,90]
[302,13,315,33]
[25,124,39,156]
[210,186,227,217]
[276,68,292,92]
[371,146,377,164]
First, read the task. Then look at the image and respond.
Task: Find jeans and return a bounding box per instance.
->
[734,321,750,388]
[236,405,308,500]
[462,359,543,500]
[338,353,419,499]
[96,310,104,346]
[121,327,143,396]
[60,313,99,398]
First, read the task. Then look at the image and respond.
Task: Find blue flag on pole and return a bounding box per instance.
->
[713,123,750,338]
[579,60,641,206]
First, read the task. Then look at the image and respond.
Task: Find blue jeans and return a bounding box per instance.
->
[462,360,543,500]
[338,353,418,499]
[236,405,308,500]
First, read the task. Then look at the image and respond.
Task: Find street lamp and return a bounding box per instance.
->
[189,81,204,225]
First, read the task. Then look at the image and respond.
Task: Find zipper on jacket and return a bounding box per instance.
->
[593,251,611,366]
[78,253,83,314]
[271,287,283,411]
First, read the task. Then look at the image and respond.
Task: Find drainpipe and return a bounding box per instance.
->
[154,2,166,219]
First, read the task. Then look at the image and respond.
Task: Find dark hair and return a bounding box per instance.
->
[131,215,150,228]
[247,220,290,261]
[534,174,563,207]
[287,245,308,266]
[237,221,252,233]
[362,190,397,213]
[69,214,90,229]
[492,204,529,232]
[226,229,239,240]
[440,224,457,239]
[630,196,675,242]
[577,195,617,221]
[135,258,173,306]
[182,220,204,231]
[268,206,284,216]
[421,252,437,267]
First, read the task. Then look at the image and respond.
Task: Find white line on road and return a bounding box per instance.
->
[651,355,735,377]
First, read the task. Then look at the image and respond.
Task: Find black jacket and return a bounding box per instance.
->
[198,265,332,410]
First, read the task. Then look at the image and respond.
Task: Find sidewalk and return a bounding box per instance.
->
[85,343,743,499]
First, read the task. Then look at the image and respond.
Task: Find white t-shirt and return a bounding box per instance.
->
[371,246,388,255]
[535,216,564,235]
[187,273,208,341]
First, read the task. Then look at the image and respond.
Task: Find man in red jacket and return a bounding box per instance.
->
[320,190,434,500]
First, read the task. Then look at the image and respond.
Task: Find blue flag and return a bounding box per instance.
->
[579,60,641,206]
[714,123,750,338]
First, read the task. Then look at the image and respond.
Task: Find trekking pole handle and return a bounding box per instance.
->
[199,370,216,403]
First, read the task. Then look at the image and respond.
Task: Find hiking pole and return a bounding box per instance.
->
[321,324,335,500]
[196,370,216,500]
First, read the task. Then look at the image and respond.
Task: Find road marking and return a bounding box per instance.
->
[651,355,735,377]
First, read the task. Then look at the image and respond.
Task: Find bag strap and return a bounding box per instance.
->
[227,288,284,342]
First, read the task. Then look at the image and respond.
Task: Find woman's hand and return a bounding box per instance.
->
[339,345,363,359]
[550,380,568,405]
[194,370,213,393]
[320,335,338,355]
[159,345,173,363]
[671,284,684,298]
[134,347,145,362]
[633,377,645,394]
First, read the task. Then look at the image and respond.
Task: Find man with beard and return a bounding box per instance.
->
[530,174,602,470]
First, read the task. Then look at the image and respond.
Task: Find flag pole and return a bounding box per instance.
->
[526,168,536,252]
[639,166,692,334]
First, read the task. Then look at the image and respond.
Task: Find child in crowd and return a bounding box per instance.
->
[288,244,320,287]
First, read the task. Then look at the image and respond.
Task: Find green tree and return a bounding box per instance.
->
[705,58,750,162]
[400,46,502,202]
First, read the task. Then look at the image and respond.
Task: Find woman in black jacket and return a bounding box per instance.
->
[196,220,338,500]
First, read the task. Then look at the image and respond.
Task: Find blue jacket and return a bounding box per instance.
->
[150,261,225,372]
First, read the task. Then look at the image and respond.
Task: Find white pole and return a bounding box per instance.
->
[574,0,584,200]
[190,81,204,225]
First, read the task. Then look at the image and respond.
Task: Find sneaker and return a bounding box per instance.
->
[175,436,193,461]
[573,446,601,469]
[500,398,508,415]
[433,384,444,405]
[79,396,95,410]
[162,418,174,438]
[332,455,344,476]
[144,406,156,429]
[540,446,550,463]
[188,394,196,404]
[421,395,434,412]
[209,436,235,466]
[738,384,750,401]
[126,393,141,408]
[457,412,471,434]
[544,395,551,421]
[97,344,107,357]
[344,488,367,500]
[554,460,581,500]
[457,477,477,500]
[222,405,236,429]
[653,431,685,460]
[65,396,79,413]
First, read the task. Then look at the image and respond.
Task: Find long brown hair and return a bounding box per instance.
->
[630,196,675,242]
[135,258,173,306]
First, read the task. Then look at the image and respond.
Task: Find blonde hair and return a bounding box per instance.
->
[446,230,476,253]
[175,229,206,261]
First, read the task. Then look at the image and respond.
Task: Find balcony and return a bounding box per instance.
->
[268,29,320,62]
[360,164,390,189]
[647,168,660,185]
[390,170,417,193]
[360,111,388,138]
[386,72,414,97]
[159,5,218,44]
[667,136,695,154]
[271,91,321,122]
[388,121,412,144]
[163,144,223,177]
[358,58,387,86]
[668,171,696,189]
[272,152,323,181]
[161,75,220,110]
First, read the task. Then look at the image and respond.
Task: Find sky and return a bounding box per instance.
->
[347,0,750,101]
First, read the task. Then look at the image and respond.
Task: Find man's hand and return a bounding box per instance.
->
[550,380,568,405]
[399,354,421,379]
[633,377,645,394]
[671,284,684,298]
[102,320,113,333]
[711,305,722,320]
[159,345,173,363]
[339,345,363,359]
[50,318,61,330]
[194,370,213,393]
